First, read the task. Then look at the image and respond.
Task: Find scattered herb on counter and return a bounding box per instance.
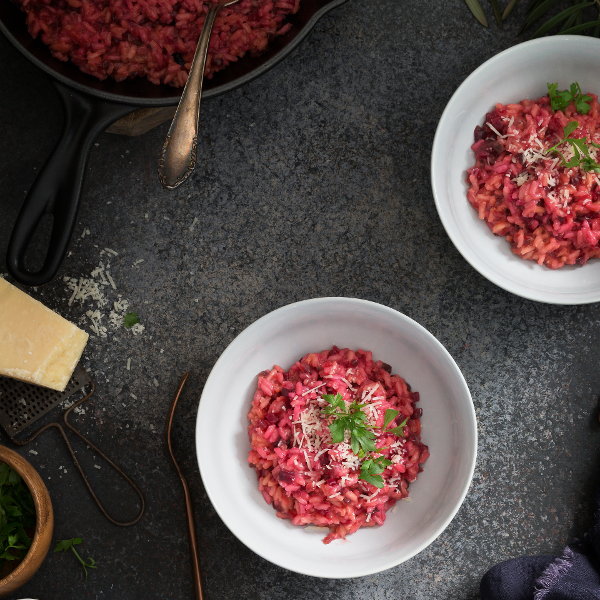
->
[123,312,140,328]
[548,82,592,114]
[0,464,35,565]
[54,538,97,581]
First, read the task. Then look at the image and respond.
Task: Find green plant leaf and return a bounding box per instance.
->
[490,0,503,27]
[530,2,593,38]
[526,0,545,15]
[560,20,598,35]
[503,0,520,19]
[465,0,488,26]
[520,0,563,33]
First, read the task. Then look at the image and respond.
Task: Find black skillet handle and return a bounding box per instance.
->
[6,80,136,287]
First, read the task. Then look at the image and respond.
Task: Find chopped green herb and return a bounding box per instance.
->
[123,312,140,328]
[546,120,600,173]
[387,416,409,437]
[55,538,97,581]
[359,456,392,489]
[321,392,414,488]
[547,82,592,114]
[0,464,35,566]
[383,409,399,429]
[322,394,376,455]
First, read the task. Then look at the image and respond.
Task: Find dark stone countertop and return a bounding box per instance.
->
[2,1,600,598]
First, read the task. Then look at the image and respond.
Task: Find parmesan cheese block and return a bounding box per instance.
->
[0,278,88,391]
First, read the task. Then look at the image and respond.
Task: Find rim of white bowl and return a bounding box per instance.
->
[196,297,477,577]
[431,36,600,305]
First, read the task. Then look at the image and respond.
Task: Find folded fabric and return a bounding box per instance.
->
[480,488,600,600]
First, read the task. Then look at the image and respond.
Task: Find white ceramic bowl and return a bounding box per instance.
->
[431,36,600,305]
[196,298,476,578]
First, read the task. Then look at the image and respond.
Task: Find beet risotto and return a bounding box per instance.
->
[247,347,429,544]
[17,0,300,87]
[467,88,600,269]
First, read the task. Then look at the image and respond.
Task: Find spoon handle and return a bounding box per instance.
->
[158,6,221,190]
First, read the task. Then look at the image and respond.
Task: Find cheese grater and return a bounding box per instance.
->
[0,366,145,526]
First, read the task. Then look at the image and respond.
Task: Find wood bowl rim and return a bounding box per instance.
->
[0,445,53,597]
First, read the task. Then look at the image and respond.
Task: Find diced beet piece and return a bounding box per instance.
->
[474,139,503,162]
[278,470,297,484]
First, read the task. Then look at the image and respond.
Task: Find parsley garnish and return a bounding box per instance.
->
[546,121,600,173]
[322,394,376,455]
[55,538,97,581]
[322,395,410,488]
[359,456,392,489]
[123,312,140,328]
[0,464,35,565]
[547,82,592,114]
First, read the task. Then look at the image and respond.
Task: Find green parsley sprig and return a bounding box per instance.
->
[123,312,140,328]
[322,394,375,455]
[322,395,410,488]
[55,538,97,581]
[0,464,35,565]
[360,456,392,489]
[546,120,600,173]
[548,82,592,114]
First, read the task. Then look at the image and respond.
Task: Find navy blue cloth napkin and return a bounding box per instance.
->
[480,490,600,600]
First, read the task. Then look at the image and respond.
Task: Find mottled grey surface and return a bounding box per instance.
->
[1,0,600,598]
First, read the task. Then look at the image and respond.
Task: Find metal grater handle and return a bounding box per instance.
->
[12,378,145,526]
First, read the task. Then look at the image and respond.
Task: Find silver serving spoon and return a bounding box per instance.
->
[158,0,240,190]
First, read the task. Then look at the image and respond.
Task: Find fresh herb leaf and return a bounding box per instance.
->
[0,465,35,568]
[387,417,409,437]
[547,82,592,114]
[546,120,600,172]
[322,394,378,455]
[351,429,376,454]
[383,409,399,430]
[55,538,97,581]
[123,312,140,328]
[359,456,392,488]
[546,120,579,155]
[322,394,346,413]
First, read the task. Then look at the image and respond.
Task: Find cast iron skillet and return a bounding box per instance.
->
[0,0,347,286]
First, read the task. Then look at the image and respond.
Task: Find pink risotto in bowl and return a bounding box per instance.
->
[467,86,600,269]
[247,346,429,544]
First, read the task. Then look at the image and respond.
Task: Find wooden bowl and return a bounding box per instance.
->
[0,445,53,597]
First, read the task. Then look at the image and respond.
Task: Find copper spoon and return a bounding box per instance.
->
[165,372,204,600]
[158,0,241,190]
